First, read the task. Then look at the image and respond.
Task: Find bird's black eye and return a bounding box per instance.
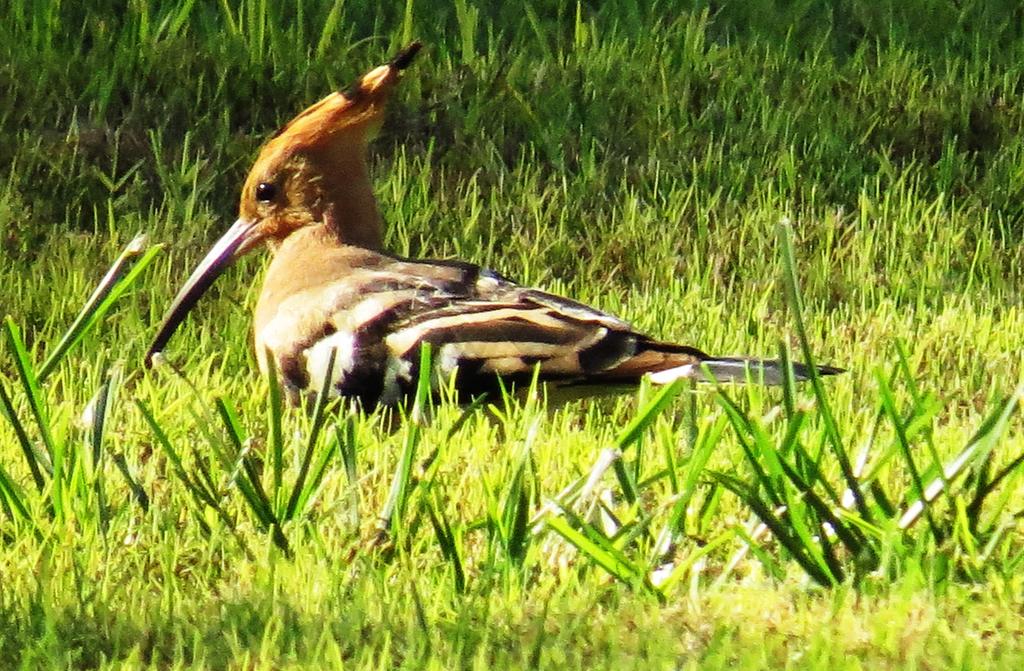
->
[255,182,277,202]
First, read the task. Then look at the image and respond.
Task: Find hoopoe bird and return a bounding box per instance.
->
[146,43,842,407]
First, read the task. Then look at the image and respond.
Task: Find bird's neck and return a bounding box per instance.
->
[316,147,383,250]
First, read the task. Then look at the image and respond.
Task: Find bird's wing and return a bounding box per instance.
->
[259,254,707,405]
[352,259,711,402]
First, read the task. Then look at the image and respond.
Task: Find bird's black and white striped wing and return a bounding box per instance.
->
[266,256,701,406]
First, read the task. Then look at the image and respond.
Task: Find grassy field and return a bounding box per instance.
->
[4,0,1024,668]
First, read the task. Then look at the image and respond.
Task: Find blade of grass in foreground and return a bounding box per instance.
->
[547,505,664,600]
[37,234,161,382]
[552,378,691,517]
[500,445,533,565]
[0,379,47,492]
[85,367,123,532]
[136,399,253,558]
[0,460,31,524]
[337,419,360,526]
[426,494,466,594]
[214,396,290,555]
[609,378,685,506]
[3,317,56,464]
[715,391,845,584]
[615,378,689,452]
[777,219,869,523]
[709,470,838,586]
[377,344,433,542]
[264,352,285,511]
[900,385,1021,530]
[876,370,943,541]
[285,346,338,521]
[667,413,727,536]
[215,398,273,527]
[111,452,149,513]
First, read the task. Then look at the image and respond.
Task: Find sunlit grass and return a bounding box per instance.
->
[4,1,1024,669]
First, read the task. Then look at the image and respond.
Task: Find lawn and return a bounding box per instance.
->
[3,1,1024,668]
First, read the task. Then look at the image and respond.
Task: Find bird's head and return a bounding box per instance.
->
[145,42,421,366]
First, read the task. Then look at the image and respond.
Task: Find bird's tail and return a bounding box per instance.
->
[646,355,844,386]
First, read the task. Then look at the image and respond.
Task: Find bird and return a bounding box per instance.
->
[145,42,842,408]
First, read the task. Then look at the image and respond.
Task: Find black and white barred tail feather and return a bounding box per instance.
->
[647,356,845,386]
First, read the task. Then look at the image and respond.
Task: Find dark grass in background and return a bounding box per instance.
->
[4,0,1024,250]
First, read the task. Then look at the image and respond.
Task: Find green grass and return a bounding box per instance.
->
[4,0,1024,668]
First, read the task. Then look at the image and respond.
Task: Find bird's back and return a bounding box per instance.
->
[254,225,708,406]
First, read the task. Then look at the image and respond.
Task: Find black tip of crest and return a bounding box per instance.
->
[390,41,422,71]
[340,42,422,100]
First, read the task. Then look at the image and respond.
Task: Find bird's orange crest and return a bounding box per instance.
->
[260,41,421,162]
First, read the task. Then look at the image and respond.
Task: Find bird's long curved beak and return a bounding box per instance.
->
[145,217,256,367]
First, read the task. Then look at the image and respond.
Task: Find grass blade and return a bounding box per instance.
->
[111,453,149,513]
[215,397,283,547]
[3,317,55,463]
[709,470,838,586]
[546,514,638,584]
[378,344,432,540]
[615,378,688,452]
[426,495,466,594]
[0,379,47,491]
[137,400,253,558]
[37,234,161,382]
[901,386,1021,530]
[136,400,215,507]
[715,391,783,507]
[777,219,868,523]
[0,461,31,524]
[285,346,337,521]
[875,371,942,540]
[264,352,284,510]
[500,446,533,564]
[337,419,360,526]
